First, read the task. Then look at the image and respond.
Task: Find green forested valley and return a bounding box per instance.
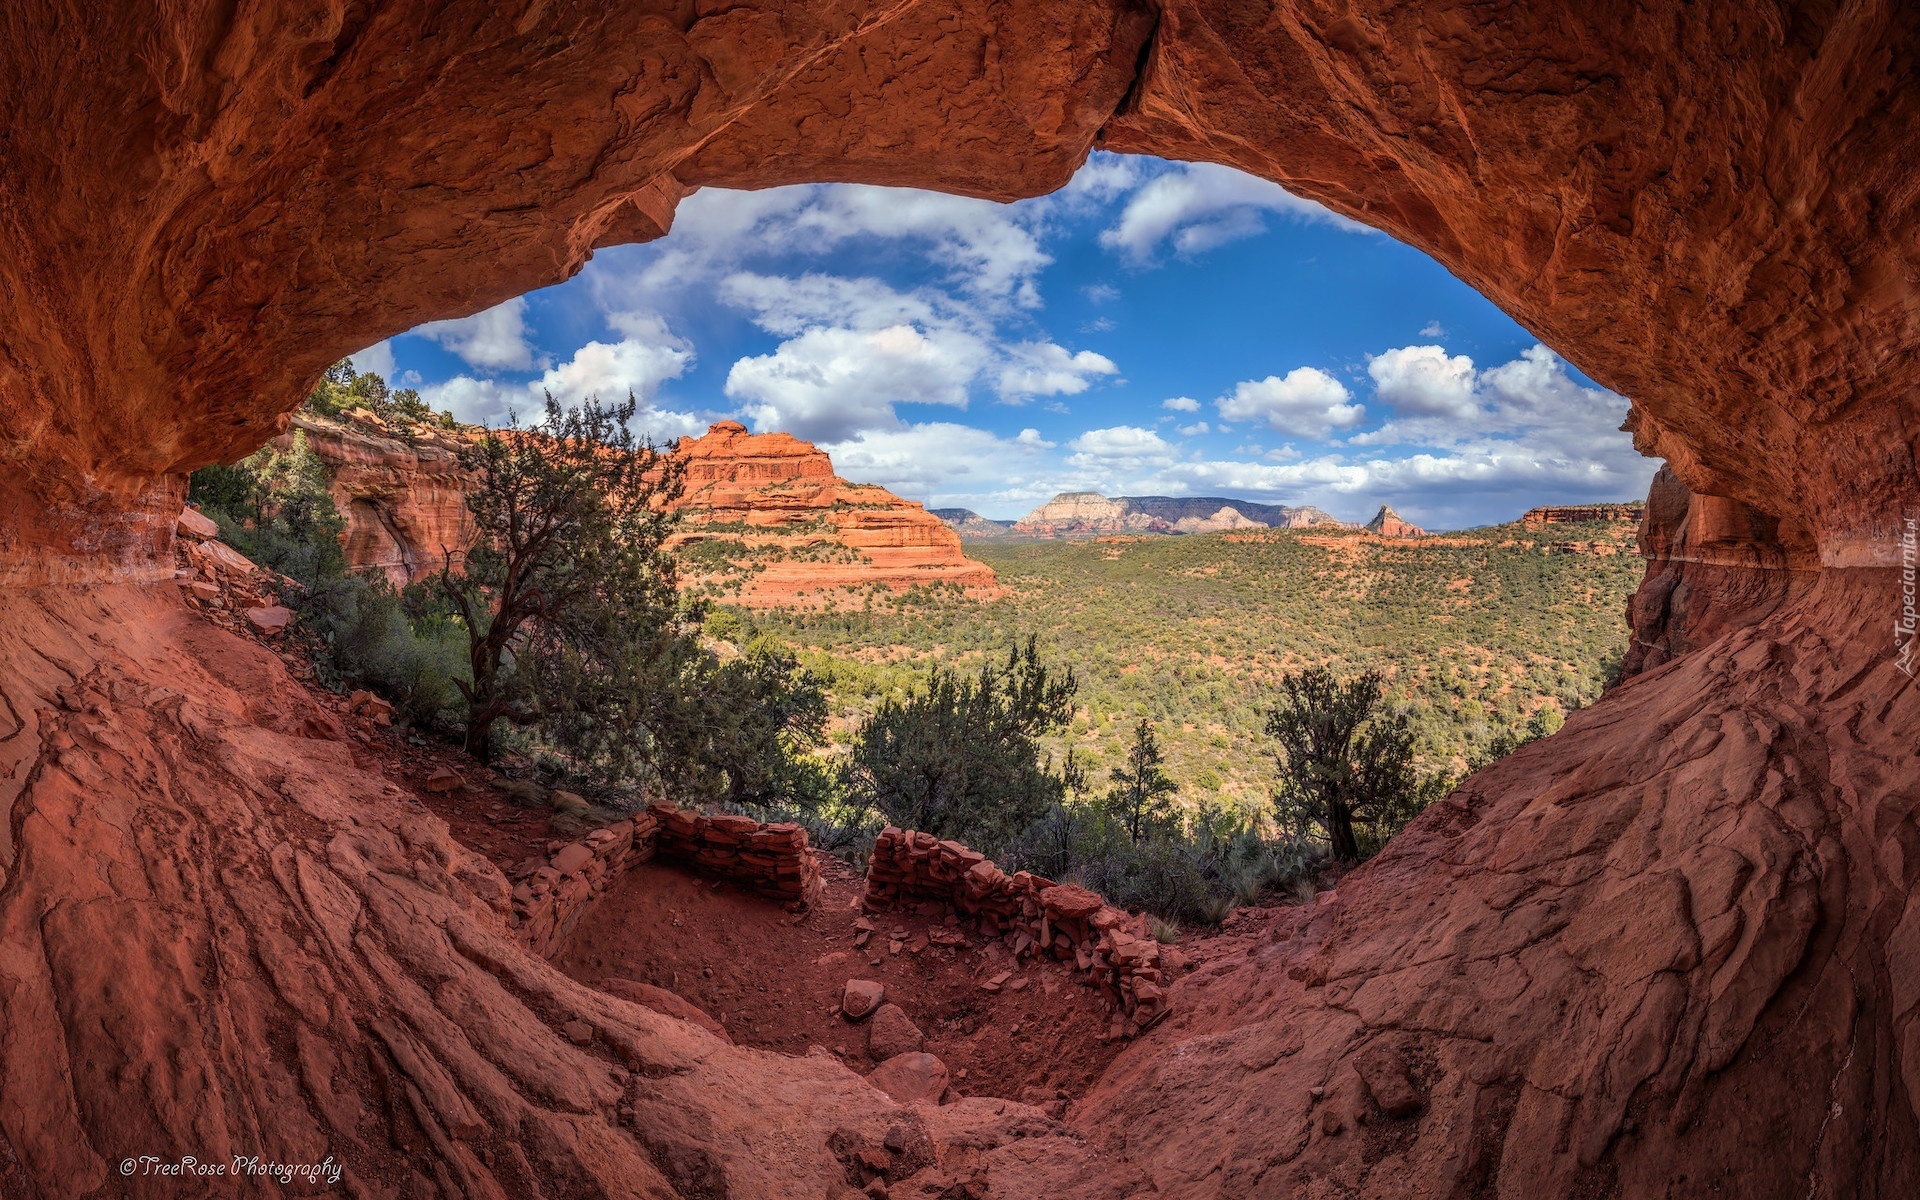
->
[735,520,1643,816]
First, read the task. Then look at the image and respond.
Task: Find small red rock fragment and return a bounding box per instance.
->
[842,979,885,1020]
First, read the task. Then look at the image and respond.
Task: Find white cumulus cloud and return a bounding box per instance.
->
[1162,396,1201,413]
[1366,344,1479,418]
[419,312,699,440]
[415,297,537,372]
[725,323,984,443]
[1101,163,1371,262]
[823,422,1057,506]
[348,340,396,381]
[995,343,1118,400]
[1216,368,1366,439]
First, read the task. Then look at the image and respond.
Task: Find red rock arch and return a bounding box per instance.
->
[1,3,1917,1196]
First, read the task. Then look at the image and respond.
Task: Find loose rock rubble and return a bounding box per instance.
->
[170,507,299,637]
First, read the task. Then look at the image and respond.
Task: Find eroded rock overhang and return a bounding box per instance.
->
[0,1,1915,582]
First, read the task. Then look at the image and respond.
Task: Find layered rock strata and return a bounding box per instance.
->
[1522,503,1643,527]
[1622,466,1820,679]
[277,415,476,589]
[668,422,996,606]
[862,828,1173,1035]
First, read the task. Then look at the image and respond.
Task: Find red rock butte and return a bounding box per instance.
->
[0,4,1917,1198]
[668,421,997,606]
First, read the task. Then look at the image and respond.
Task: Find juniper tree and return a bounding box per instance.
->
[440,392,686,764]
[843,637,1078,855]
[1266,667,1422,862]
[1103,718,1179,843]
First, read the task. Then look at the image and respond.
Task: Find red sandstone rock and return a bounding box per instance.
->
[1365,505,1427,539]
[174,507,218,540]
[1521,504,1642,527]
[191,540,259,577]
[279,416,476,589]
[866,1053,949,1107]
[243,604,291,633]
[1040,884,1104,921]
[667,422,997,607]
[867,1003,926,1060]
[2,4,1919,1194]
[550,842,594,876]
[424,765,464,792]
[843,979,886,1021]
[601,978,732,1042]
[0,586,1101,1199]
[1621,465,1816,678]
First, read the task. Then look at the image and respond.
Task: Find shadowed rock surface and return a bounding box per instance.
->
[1,1,1918,1195]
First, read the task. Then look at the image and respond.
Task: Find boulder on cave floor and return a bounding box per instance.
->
[867,1053,950,1106]
[867,1003,925,1060]
[843,978,885,1020]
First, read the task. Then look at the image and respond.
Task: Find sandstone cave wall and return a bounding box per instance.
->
[2,2,1919,1195]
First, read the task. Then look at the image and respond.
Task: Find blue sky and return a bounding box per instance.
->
[354,153,1656,530]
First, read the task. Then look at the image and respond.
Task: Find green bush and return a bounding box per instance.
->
[189,432,472,730]
[1007,798,1318,927]
[841,637,1079,857]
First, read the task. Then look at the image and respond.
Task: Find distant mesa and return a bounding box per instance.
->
[947,492,1357,540]
[667,422,997,607]
[1521,502,1643,527]
[1365,505,1427,538]
[930,508,1016,539]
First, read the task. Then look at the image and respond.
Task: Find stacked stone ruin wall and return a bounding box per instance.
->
[860,827,1172,1032]
[509,803,822,957]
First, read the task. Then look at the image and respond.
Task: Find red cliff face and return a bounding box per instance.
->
[278,416,475,589]
[1523,503,1643,527]
[1,3,1918,1195]
[668,422,997,606]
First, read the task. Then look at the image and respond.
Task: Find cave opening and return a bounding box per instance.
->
[2,4,1917,1196]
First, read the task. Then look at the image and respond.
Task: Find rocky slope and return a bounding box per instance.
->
[669,422,996,607]
[2,2,1918,1195]
[1010,492,1350,538]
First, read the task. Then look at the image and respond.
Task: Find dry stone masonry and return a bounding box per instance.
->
[509,803,822,956]
[861,827,1172,1034]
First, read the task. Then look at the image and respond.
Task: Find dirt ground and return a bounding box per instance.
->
[545,855,1139,1109]
[256,625,1299,1115]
